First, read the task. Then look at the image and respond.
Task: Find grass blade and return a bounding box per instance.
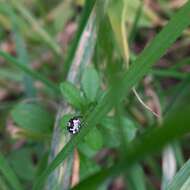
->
[33,1,190,189]
[151,69,188,79]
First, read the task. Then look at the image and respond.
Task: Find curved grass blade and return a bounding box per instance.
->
[0,51,60,94]
[33,1,190,189]
[151,69,188,79]
[0,153,23,190]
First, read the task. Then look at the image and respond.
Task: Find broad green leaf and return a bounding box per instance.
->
[60,81,85,109]
[82,67,100,101]
[11,103,54,135]
[33,2,190,189]
[0,152,23,190]
[85,127,103,150]
[165,159,190,190]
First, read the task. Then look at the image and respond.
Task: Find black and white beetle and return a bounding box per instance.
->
[67,116,82,134]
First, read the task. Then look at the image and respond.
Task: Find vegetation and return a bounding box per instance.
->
[0,0,190,189]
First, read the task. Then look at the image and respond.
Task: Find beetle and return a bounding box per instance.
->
[67,116,82,134]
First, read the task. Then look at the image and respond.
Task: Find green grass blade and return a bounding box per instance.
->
[0,51,60,94]
[33,1,190,189]
[0,153,23,190]
[151,69,188,79]
[165,159,190,190]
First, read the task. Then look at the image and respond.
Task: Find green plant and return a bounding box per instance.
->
[0,0,190,190]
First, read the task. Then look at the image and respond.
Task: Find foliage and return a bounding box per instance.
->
[0,0,190,190]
